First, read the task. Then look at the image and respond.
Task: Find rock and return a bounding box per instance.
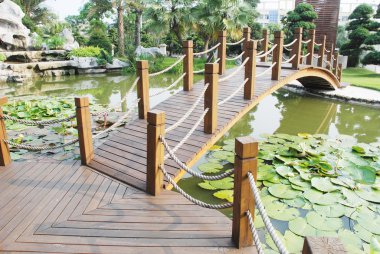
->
[43,69,76,77]
[36,61,75,71]
[0,0,31,50]
[106,59,129,70]
[135,45,166,58]
[77,69,107,74]
[71,57,99,69]
[59,28,79,51]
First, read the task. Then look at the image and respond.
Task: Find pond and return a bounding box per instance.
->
[1,73,380,253]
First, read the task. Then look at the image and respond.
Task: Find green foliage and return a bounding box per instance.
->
[282,3,317,40]
[47,35,65,50]
[32,34,44,49]
[362,52,380,65]
[87,20,113,53]
[69,46,103,58]
[336,25,349,48]
[0,53,6,62]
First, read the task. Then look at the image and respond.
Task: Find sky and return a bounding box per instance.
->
[43,0,88,20]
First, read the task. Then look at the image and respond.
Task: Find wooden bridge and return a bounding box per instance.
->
[0,28,345,253]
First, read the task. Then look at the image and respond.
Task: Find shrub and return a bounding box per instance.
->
[47,35,65,50]
[362,51,380,65]
[0,53,6,62]
[68,46,113,66]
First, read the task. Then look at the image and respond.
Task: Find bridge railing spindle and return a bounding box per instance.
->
[318,35,326,68]
[244,40,257,100]
[261,29,269,62]
[338,64,343,81]
[272,31,284,81]
[218,31,227,75]
[306,29,315,65]
[292,27,303,70]
[146,110,165,196]
[183,40,194,91]
[137,60,150,119]
[334,52,339,76]
[0,97,11,166]
[232,136,258,248]
[204,63,219,134]
[243,27,251,61]
[75,97,94,165]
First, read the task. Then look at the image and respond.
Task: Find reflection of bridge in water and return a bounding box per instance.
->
[0,27,347,253]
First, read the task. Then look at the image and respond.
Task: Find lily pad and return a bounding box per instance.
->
[275,166,295,178]
[304,189,341,205]
[313,203,346,218]
[198,181,217,190]
[288,217,317,237]
[289,176,311,189]
[266,202,300,221]
[282,197,306,208]
[208,177,234,190]
[306,211,343,231]
[268,184,301,199]
[311,177,339,192]
[212,151,234,161]
[354,224,373,243]
[213,190,233,202]
[346,164,376,184]
[338,229,363,252]
[198,162,223,174]
[355,186,380,203]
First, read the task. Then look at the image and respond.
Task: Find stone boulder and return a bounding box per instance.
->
[71,57,99,69]
[135,45,167,58]
[59,28,79,51]
[106,59,129,70]
[0,0,31,50]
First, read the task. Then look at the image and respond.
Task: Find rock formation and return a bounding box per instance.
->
[60,28,79,51]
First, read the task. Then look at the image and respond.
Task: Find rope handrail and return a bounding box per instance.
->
[313,55,321,59]
[283,54,296,64]
[269,41,274,45]
[219,57,250,83]
[214,58,220,64]
[314,42,322,46]
[332,56,337,61]
[4,138,79,151]
[256,44,277,58]
[302,39,311,44]
[301,53,310,58]
[248,172,289,254]
[325,48,331,53]
[0,114,76,126]
[226,38,245,46]
[150,73,186,97]
[194,43,221,56]
[160,135,235,180]
[160,165,233,209]
[257,51,264,55]
[255,62,276,78]
[246,211,265,254]
[284,46,292,52]
[149,56,185,77]
[193,69,204,74]
[165,84,209,133]
[283,39,297,48]
[218,78,248,106]
[226,51,245,61]
[254,38,265,43]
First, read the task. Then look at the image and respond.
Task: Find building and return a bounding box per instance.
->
[339,0,379,24]
[296,0,341,50]
[256,0,295,26]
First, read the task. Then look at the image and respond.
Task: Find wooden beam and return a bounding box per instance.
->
[183,40,194,91]
[338,63,343,82]
[333,52,339,76]
[0,97,11,166]
[232,136,258,249]
[243,27,251,61]
[306,29,315,65]
[261,29,269,62]
[75,97,94,165]
[292,27,303,70]
[272,31,284,80]
[137,60,150,119]
[146,110,165,196]
[204,63,219,134]
[318,35,326,68]
[244,40,257,100]
[302,237,347,254]
[326,44,334,71]
[218,31,227,75]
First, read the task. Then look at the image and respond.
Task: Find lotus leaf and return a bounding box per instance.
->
[283,230,304,253]
[268,184,301,199]
[346,164,376,184]
[210,145,222,151]
[254,214,264,229]
[291,184,305,191]
[209,177,234,190]
[338,229,363,252]
[266,202,300,221]
[355,186,380,203]
[356,214,380,234]
[213,190,233,202]
[354,224,373,243]
[311,177,339,192]
[306,211,343,231]
[331,177,357,189]
[212,151,234,160]
[198,162,223,173]
[341,188,368,208]
[275,166,295,178]
[282,197,306,208]
[288,217,317,237]
[352,146,366,154]
[223,139,234,145]
[257,166,277,181]
[265,230,284,251]
[263,181,275,187]
[289,176,311,188]
[313,204,346,218]
[198,181,217,190]
[370,238,380,254]
[298,133,312,139]
[304,189,340,205]
[222,144,234,152]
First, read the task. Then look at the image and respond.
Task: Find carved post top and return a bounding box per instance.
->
[243,27,251,34]
[294,27,303,34]
[137,60,149,70]
[205,63,219,74]
[75,97,89,107]
[247,40,257,50]
[0,97,7,106]
[308,29,316,36]
[218,31,227,37]
[147,110,165,126]
[235,137,258,159]
[274,31,284,38]
[262,29,269,36]
[183,40,193,48]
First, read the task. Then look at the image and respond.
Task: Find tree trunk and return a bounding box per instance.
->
[172,20,183,44]
[134,10,142,47]
[117,3,125,57]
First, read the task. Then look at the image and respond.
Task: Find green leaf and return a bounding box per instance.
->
[346,164,376,184]
[266,202,300,221]
[213,190,233,202]
[354,224,373,243]
[275,166,295,178]
[311,177,339,192]
[341,188,368,208]
[268,184,301,199]
[198,162,223,174]
[355,186,380,203]
[198,181,217,190]
[352,146,366,154]
[298,133,312,139]
[313,203,347,218]
[289,176,311,189]
[283,197,307,208]
[304,189,341,205]
[289,217,317,237]
[306,211,343,231]
[370,238,380,254]
[338,229,363,252]
[284,230,304,253]
[212,151,234,161]
[209,177,234,190]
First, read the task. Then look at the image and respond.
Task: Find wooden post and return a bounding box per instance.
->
[232,136,258,249]
[244,40,257,100]
[261,29,269,62]
[0,97,11,166]
[75,97,94,165]
[292,27,303,70]
[218,31,227,75]
[183,40,194,91]
[146,110,165,196]
[204,63,219,134]
[333,52,339,76]
[137,60,150,119]
[306,29,315,65]
[272,31,284,80]
[318,35,326,67]
[243,27,251,61]
[338,63,343,81]
[302,237,347,254]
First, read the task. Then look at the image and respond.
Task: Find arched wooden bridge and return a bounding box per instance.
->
[0,28,346,253]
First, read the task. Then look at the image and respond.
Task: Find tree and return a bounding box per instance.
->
[87,19,113,53]
[340,4,378,67]
[375,4,380,18]
[362,5,380,65]
[336,25,348,48]
[282,3,318,41]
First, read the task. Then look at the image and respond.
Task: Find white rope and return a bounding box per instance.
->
[248,172,289,254]
[313,55,321,59]
[301,53,310,58]
[256,62,276,78]
[323,59,331,66]
[150,73,186,97]
[1,114,76,126]
[193,69,204,74]
[165,84,209,133]
[332,56,337,61]
[256,44,277,58]
[160,165,233,209]
[226,38,245,46]
[257,51,264,55]
[283,54,296,64]
[302,39,311,44]
[149,56,185,77]
[284,46,292,52]
[4,138,79,151]
[218,78,248,106]
[269,41,274,45]
[194,43,221,56]
[214,58,220,64]
[219,57,249,82]
[160,136,234,180]
[255,38,265,43]
[314,42,322,46]
[283,39,297,47]
[227,51,245,61]
[246,211,265,254]
[325,48,331,53]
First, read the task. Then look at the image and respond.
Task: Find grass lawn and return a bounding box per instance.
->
[342,68,380,91]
